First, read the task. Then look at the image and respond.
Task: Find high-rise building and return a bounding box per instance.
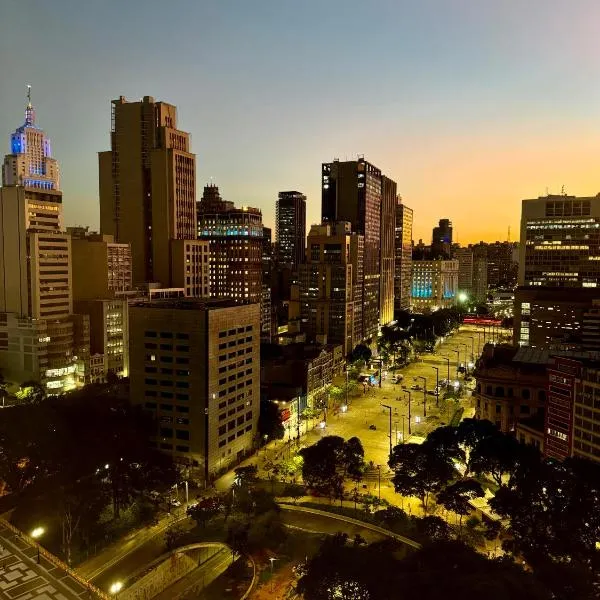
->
[411,259,459,313]
[297,222,364,354]
[379,177,396,326]
[322,158,384,341]
[518,195,600,288]
[197,184,263,303]
[431,219,453,258]
[129,299,260,480]
[515,194,600,347]
[0,90,82,393]
[486,242,518,289]
[276,191,306,270]
[453,248,473,297]
[472,246,488,302]
[99,96,199,289]
[70,230,132,381]
[394,200,413,312]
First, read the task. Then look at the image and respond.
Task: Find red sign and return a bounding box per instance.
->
[280,408,291,422]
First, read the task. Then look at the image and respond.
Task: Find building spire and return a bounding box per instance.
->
[25,85,35,126]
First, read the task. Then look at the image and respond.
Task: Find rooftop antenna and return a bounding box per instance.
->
[561,185,566,195]
[27,84,31,106]
[507,225,511,242]
[545,186,549,196]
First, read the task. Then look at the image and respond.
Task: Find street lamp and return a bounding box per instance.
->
[459,343,469,372]
[381,404,393,456]
[451,349,460,377]
[431,366,439,407]
[403,391,412,435]
[467,336,476,361]
[417,376,427,417]
[110,581,123,598]
[31,527,44,564]
[440,357,450,382]
[269,557,279,592]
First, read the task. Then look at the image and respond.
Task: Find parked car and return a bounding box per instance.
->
[170,499,182,507]
[410,384,421,391]
[369,424,377,431]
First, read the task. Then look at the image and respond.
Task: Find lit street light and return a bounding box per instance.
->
[269,557,279,592]
[417,376,427,417]
[31,527,44,563]
[431,366,439,407]
[381,404,393,456]
[440,357,450,382]
[403,390,412,435]
[110,581,123,598]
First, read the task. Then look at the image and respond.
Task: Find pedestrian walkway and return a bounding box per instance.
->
[0,521,106,599]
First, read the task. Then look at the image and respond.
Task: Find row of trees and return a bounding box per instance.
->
[2,385,178,564]
[297,535,553,600]
[388,418,600,598]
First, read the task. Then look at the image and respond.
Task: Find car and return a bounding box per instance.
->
[427,389,438,396]
[170,499,182,507]
[410,384,421,390]
[369,424,377,431]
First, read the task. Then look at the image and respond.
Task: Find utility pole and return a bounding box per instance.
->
[441,357,450,383]
[381,404,393,456]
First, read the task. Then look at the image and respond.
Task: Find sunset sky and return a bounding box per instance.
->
[1,0,600,244]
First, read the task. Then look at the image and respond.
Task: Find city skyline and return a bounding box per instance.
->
[2,1,600,243]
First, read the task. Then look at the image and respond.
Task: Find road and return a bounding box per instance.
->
[0,521,101,599]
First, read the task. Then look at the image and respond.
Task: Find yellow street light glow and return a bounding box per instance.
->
[110,581,123,594]
[31,527,45,539]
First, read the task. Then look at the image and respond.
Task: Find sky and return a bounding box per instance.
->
[2,0,600,244]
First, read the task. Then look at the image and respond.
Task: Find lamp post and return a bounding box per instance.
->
[403,391,412,435]
[31,527,44,564]
[451,349,460,378]
[417,376,427,417]
[431,366,439,406]
[269,557,279,592]
[381,404,393,457]
[441,357,450,382]
[377,464,381,500]
[466,337,475,361]
[345,368,349,406]
[459,343,469,373]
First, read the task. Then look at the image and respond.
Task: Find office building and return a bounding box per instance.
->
[515,194,600,347]
[99,96,199,290]
[486,241,518,289]
[197,184,263,304]
[472,245,488,302]
[0,90,82,392]
[473,345,548,432]
[411,259,459,313]
[69,229,133,381]
[379,176,396,325]
[297,222,364,354]
[394,200,413,312]
[431,219,453,258]
[276,191,306,270]
[129,299,260,480]
[453,248,473,297]
[322,158,386,340]
[582,300,600,351]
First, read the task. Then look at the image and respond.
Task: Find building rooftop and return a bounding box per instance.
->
[130,298,246,311]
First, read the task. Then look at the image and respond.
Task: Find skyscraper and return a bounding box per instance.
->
[431,219,453,258]
[297,222,364,354]
[0,89,82,392]
[99,96,198,289]
[197,184,263,303]
[453,248,473,297]
[379,177,396,326]
[322,158,385,341]
[276,191,306,270]
[394,200,413,312]
[515,194,600,347]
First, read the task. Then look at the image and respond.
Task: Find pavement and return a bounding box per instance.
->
[0,521,101,600]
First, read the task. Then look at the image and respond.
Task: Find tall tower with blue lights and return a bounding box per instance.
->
[2,86,60,190]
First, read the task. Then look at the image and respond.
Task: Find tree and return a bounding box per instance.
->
[234,465,258,486]
[19,380,46,404]
[258,399,285,442]
[282,483,304,504]
[436,478,484,530]
[415,515,452,543]
[299,435,345,495]
[187,497,223,528]
[456,418,498,474]
[341,436,365,480]
[246,510,287,551]
[469,431,522,485]
[388,443,455,513]
[350,343,372,365]
[164,522,187,551]
[226,520,249,558]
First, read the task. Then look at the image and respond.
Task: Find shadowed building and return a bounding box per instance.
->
[276,191,306,270]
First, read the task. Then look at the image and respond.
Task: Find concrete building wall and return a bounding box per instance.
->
[394,202,413,312]
[379,176,396,326]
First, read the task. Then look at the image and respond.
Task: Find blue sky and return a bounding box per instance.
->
[1,0,600,242]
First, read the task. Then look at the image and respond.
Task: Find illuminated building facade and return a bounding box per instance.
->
[99,96,199,289]
[411,259,459,313]
[515,195,600,348]
[129,299,260,480]
[322,158,389,340]
[0,91,83,393]
[276,191,306,270]
[379,176,396,326]
[296,222,364,354]
[453,247,473,297]
[394,201,413,312]
[197,184,263,304]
